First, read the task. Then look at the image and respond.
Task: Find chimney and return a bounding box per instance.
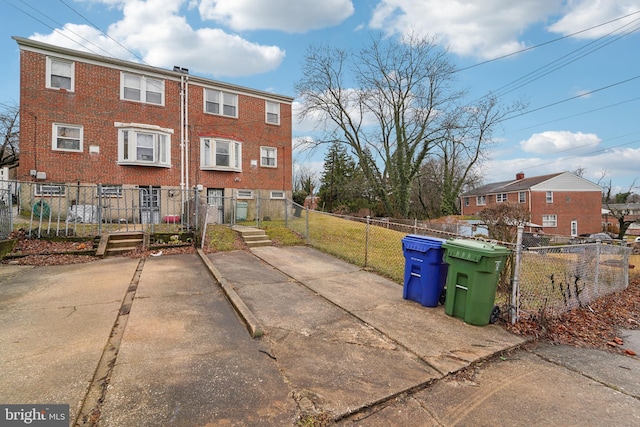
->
[516,172,525,180]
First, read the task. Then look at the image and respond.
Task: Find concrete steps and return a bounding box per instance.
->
[233,226,272,248]
[96,232,147,257]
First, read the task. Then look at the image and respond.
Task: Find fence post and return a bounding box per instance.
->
[305,206,310,245]
[284,199,288,227]
[511,225,524,325]
[414,218,417,234]
[365,215,370,267]
[97,184,103,235]
[595,240,601,297]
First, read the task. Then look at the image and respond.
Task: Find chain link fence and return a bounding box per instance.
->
[513,240,630,321]
[285,206,630,324]
[6,181,206,238]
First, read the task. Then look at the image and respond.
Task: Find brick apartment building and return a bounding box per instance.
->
[13,36,293,223]
[460,172,603,237]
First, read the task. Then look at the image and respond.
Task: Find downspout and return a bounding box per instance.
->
[184,75,190,192]
[180,74,185,204]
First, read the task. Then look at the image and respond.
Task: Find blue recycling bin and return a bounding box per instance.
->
[401,235,448,307]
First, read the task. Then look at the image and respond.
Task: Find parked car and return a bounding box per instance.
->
[586,233,613,243]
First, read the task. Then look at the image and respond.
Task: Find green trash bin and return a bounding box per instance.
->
[442,239,510,326]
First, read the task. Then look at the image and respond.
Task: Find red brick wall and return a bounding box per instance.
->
[18,50,292,192]
[461,189,601,236]
[530,190,602,236]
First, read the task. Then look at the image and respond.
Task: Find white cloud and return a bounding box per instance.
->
[548,0,640,38]
[198,0,354,33]
[368,0,640,60]
[520,131,601,154]
[31,0,285,78]
[369,0,559,59]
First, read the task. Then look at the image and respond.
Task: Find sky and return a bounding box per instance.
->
[1,0,639,195]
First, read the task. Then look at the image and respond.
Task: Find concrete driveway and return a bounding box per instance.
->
[1,246,638,426]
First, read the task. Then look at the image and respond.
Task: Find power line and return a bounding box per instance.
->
[10,0,115,58]
[514,137,640,173]
[502,74,640,122]
[513,96,640,133]
[456,9,640,72]
[490,17,640,99]
[57,0,147,64]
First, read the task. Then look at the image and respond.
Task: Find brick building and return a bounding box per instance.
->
[460,172,603,236]
[13,36,293,223]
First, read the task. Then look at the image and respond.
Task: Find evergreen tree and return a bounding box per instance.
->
[318,142,368,213]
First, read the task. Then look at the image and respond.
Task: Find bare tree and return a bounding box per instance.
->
[296,33,520,217]
[602,179,639,238]
[478,202,531,243]
[0,102,19,169]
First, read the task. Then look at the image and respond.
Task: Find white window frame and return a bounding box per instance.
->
[571,220,578,237]
[52,123,83,152]
[519,191,526,203]
[115,123,172,168]
[260,146,277,168]
[237,190,254,199]
[464,197,469,207]
[204,89,238,118]
[121,72,164,105]
[270,191,285,199]
[266,101,280,125]
[546,191,553,203]
[46,57,74,91]
[476,195,486,206]
[35,183,66,197]
[542,214,557,227]
[200,138,242,171]
[496,193,508,203]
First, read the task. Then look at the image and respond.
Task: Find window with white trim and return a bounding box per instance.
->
[571,220,578,237]
[47,57,74,91]
[200,138,242,171]
[116,124,172,167]
[496,193,507,203]
[237,190,253,199]
[260,146,277,167]
[542,214,557,227]
[204,89,238,117]
[52,123,83,152]
[519,191,526,203]
[546,191,553,203]
[464,197,469,207]
[476,195,486,206]
[121,73,164,105]
[266,101,280,125]
[35,183,66,196]
[270,191,285,199]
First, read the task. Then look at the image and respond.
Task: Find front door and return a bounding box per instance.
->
[207,188,224,224]
[140,186,161,224]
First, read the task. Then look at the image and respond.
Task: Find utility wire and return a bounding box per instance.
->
[502,75,640,122]
[10,0,115,58]
[513,96,640,133]
[490,17,640,99]
[57,0,147,64]
[456,9,640,72]
[514,137,640,173]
